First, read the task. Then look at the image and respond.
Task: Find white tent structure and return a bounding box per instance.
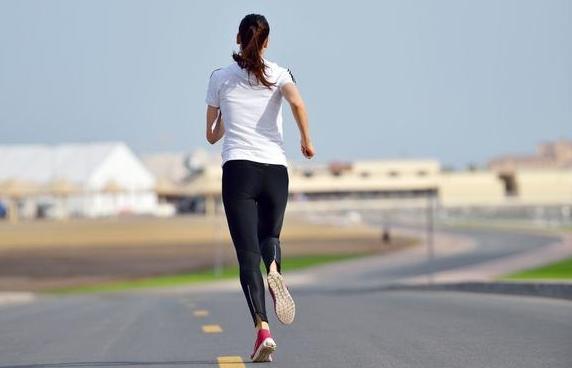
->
[0,142,158,218]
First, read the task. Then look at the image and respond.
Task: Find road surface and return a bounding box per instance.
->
[1,226,571,368]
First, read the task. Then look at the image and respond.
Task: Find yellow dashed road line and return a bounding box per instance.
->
[194,308,236,365]
[202,324,223,333]
[193,309,209,317]
[217,356,245,367]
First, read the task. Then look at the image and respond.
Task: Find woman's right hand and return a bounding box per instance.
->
[301,139,315,159]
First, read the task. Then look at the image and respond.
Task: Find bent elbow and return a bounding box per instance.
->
[290,100,305,110]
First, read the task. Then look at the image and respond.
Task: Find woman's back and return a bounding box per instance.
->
[206,58,294,167]
[204,13,314,363]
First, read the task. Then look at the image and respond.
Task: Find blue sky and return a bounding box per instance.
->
[0,0,570,168]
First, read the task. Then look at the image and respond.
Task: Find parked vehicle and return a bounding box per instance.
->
[0,201,7,219]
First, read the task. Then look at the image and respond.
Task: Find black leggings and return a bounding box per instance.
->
[221,159,289,326]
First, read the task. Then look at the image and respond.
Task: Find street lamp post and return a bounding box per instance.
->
[426,191,435,285]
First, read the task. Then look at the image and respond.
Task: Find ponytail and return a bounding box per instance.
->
[232,14,276,89]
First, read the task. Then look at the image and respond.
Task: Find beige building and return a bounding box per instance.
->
[487,140,572,206]
[514,170,572,205]
[4,142,569,220]
[288,159,440,196]
[168,154,571,213]
[488,139,572,171]
[141,141,572,216]
[438,171,506,207]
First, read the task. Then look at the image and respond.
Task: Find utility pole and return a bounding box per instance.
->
[426,191,435,285]
[213,199,224,277]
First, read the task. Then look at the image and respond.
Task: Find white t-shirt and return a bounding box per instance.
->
[205,58,295,168]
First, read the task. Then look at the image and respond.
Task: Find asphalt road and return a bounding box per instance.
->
[1,226,571,368]
[351,224,561,284]
[296,223,563,292]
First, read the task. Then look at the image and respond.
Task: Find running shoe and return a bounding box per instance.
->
[251,328,277,363]
[267,271,295,325]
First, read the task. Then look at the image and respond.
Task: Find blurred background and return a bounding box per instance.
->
[0,0,570,293]
[1,2,572,367]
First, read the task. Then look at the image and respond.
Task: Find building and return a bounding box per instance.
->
[488,139,572,171]
[142,148,222,214]
[115,140,572,214]
[488,139,572,205]
[174,153,571,213]
[6,141,566,220]
[0,142,158,218]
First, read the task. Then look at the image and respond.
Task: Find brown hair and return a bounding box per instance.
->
[232,14,275,89]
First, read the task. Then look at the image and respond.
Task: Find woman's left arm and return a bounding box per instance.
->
[206,105,225,144]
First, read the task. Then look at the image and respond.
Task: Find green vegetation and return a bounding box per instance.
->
[47,253,365,295]
[502,256,572,280]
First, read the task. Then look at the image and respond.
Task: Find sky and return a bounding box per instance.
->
[0,0,570,169]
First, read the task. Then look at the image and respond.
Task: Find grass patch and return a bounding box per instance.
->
[46,253,366,295]
[502,256,572,280]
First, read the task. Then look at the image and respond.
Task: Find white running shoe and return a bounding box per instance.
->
[267,271,295,325]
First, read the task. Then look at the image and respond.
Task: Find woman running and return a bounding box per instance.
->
[204,13,314,363]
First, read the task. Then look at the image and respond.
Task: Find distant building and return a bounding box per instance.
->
[287,159,511,207]
[141,148,222,214]
[0,142,158,218]
[488,139,572,171]
[176,154,572,212]
[141,141,572,212]
[141,152,190,184]
[486,139,572,206]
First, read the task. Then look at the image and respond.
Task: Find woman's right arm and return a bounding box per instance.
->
[281,83,315,159]
[206,105,224,145]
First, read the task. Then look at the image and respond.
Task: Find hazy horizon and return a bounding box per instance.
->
[1,0,570,169]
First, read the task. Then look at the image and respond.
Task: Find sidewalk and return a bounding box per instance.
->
[288,227,477,288]
[285,226,572,301]
[402,232,572,284]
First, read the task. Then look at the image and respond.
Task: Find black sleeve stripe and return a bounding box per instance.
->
[287,68,296,84]
[209,67,222,79]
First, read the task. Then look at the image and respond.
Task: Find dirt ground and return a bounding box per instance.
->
[0,214,416,291]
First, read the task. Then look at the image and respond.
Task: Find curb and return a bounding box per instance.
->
[376,281,572,301]
[0,292,37,306]
[305,281,572,301]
